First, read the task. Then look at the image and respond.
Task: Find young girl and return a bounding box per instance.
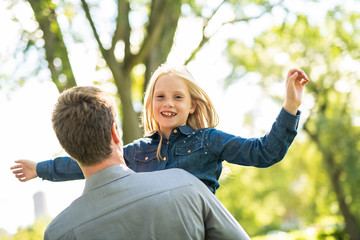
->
[11,64,309,194]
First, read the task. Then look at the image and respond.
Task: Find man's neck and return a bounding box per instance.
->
[81,157,126,178]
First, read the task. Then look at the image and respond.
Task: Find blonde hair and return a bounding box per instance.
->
[141,64,219,160]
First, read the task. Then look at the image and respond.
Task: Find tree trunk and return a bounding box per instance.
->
[323,153,360,240]
[107,57,143,145]
[27,0,76,92]
[303,126,360,239]
[144,0,182,92]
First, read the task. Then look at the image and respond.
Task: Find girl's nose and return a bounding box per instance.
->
[164,100,174,107]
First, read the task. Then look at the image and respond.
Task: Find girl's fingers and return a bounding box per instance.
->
[12,169,23,174]
[290,72,299,82]
[15,174,24,179]
[288,69,299,79]
[289,69,309,82]
[300,78,309,86]
[10,164,22,170]
[14,160,27,164]
[294,71,310,83]
[300,71,309,81]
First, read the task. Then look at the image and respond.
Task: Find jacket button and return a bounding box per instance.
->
[173,129,178,133]
[163,157,166,160]
[145,157,148,160]
[187,150,191,153]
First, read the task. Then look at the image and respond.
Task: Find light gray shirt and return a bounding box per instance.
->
[44,165,250,240]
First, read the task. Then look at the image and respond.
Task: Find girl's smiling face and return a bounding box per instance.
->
[152,74,196,139]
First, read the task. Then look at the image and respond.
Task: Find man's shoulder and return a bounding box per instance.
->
[144,168,194,181]
[138,168,207,194]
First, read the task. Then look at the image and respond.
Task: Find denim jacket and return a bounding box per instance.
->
[37,108,300,194]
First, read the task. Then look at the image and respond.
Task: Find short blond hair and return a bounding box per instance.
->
[141,64,219,159]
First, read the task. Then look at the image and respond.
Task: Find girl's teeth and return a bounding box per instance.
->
[162,112,176,116]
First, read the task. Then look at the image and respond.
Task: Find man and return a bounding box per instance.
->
[44,86,250,240]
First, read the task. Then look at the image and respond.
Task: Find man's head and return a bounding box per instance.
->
[52,86,118,166]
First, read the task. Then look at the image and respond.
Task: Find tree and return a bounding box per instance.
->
[6,0,279,144]
[26,0,183,143]
[8,0,359,237]
[223,5,360,239]
[27,0,76,93]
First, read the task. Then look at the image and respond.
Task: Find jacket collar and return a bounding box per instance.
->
[178,125,195,135]
[147,125,195,139]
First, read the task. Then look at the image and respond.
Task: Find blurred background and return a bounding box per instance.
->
[0,0,359,239]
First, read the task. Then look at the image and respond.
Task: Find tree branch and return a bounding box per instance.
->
[28,0,76,92]
[127,0,168,68]
[110,0,131,54]
[185,1,282,65]
[80,0,108,57]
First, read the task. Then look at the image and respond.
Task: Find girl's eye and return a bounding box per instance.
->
[175,95,183,99]
[156,95,164,99]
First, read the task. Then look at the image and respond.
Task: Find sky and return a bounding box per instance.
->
[1,0,355,235]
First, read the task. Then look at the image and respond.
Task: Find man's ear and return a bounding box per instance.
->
[111,123,121,144]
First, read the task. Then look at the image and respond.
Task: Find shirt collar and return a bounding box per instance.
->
[83,164,134,194]
[147,125,195,139]
[177,125,195,135]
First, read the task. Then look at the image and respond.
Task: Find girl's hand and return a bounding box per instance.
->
[10,159,38,182]
[283,68,309,114]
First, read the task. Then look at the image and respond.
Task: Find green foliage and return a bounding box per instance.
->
[0,229,11,240]
[218,139,333,236]
[222,2,360,238]
[5,0,360,237]
[252,223,346,240]
[218,163,292,235]
[4,218,51,240]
